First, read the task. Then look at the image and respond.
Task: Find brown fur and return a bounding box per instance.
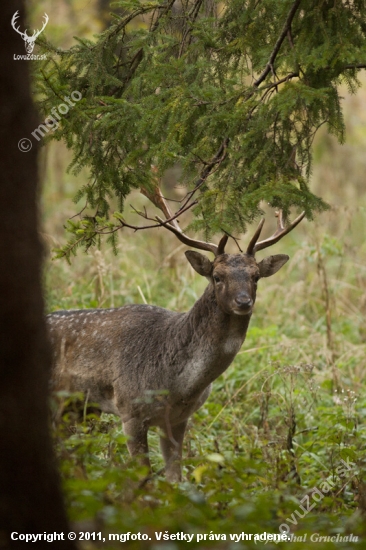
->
[48,251,289,481]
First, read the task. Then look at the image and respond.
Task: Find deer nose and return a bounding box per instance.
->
[235,294,253,309]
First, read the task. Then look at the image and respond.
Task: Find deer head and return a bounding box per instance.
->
[11,11,49,54]
[183,211,304,316]
[143,185,305,316]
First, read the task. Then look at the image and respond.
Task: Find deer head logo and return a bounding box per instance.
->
[11,11,49,54]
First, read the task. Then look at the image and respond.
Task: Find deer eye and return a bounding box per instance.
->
[213,275,221,284]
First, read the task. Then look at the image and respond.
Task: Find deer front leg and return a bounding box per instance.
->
[160,420,187,482]
[123,418,151,471]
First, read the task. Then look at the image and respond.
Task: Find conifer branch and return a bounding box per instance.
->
[107,5,165,40]
[344,63,366,70]
[110,0,176,94]
[178,0,204,58]
[40,0,366,258]
[151,0,176,32]
[254,0,302,87]
[176,137,230,215]
[260,72,299,90]
[104,199,197,234]
[55,199,198,259]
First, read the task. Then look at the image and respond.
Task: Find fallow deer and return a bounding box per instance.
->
[48,191,304,481]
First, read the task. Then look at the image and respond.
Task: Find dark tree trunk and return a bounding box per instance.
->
[0,2,76,547]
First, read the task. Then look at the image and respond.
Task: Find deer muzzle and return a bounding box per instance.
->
[233,294,253,315]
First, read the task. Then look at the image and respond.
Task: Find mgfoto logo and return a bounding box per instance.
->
[11,10,48,60]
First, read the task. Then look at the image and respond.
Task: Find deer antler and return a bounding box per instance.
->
[246,210,305,255]
[31,13,49,41]
[11,11,48,40]
[141,185,228,256]
[11,11,27,39]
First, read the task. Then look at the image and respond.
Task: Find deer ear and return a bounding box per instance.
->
[258,254,289,278]
[185,251,213,277]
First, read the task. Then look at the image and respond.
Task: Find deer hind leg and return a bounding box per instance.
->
[160,420,187,482]
[123,418,151,471]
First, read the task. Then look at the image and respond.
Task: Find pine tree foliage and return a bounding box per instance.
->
[37,0,366,258]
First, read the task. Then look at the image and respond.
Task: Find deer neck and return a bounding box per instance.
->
[172,284,251,392]
[188,283,251,338]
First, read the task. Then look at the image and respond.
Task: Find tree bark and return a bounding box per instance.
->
[0,2,76,547]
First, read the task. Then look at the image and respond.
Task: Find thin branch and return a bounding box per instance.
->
[260,71,299,90]
[94,199,198,235]
[178,0,204,58]
[287,27,295,49]
[343,63,366,70]
[107,6,164,40]
[155,215,219,255]
[69,202,88,219]
[222,229,243,253]
[151,0,176,33]
[254,0,302,87]
[109,0,176,94]
[176,137,230,215]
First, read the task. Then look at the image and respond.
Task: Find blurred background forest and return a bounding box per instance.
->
[27,0,366,547]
